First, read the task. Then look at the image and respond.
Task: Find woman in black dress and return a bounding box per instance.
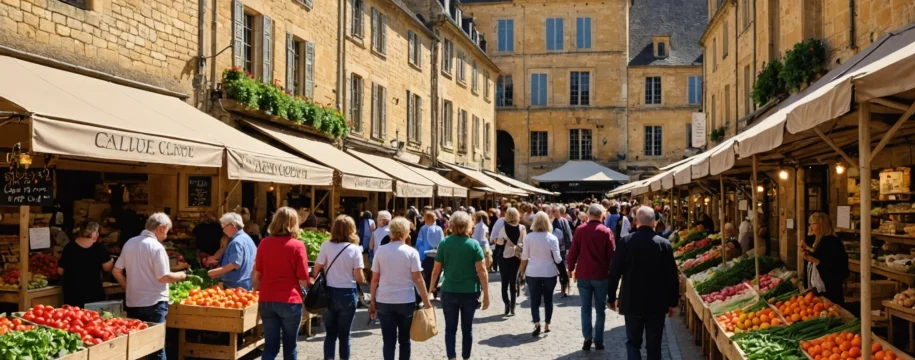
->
[57,221,114,308]
[802,212,849,306]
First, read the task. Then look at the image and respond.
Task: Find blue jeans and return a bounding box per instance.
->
[625,313,666,360]
[527,276,557,324]
[323,287,357,360]
[377,302,415,360]
[259,302,303,360]
[127,301,168,360]
[577,279,609,345]
[441,292,479,360]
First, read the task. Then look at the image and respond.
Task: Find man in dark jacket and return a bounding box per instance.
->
[608,206,679,360]
[567,204,616,351]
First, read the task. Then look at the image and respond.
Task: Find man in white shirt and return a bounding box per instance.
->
[113,213,188,360]
[370,211,393,254]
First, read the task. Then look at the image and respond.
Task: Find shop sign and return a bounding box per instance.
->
[395,182,433,198]
[187,176,213,207]
[234,152,309,180]
[341,174,393,192]
[880,170,908,195]
[1,168,53,206]
[692,113,707,148]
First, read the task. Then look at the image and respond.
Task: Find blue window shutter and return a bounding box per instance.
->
[531,73,538,105]
[556,18,563,50]
[576,18,582,48]
[539,74,547,105]
[545,19,553,50]
[584,18,591,48]
[507,20,514,51]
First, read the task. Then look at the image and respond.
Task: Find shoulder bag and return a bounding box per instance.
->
[304,244,351,313]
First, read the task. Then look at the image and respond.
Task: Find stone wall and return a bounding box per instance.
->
[627,65,702,166]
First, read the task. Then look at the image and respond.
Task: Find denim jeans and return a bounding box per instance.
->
[577,279,609,345]
[259,302,303,360]
[527,276,557,324]
[377,302,415,360]
[441,291,479,360]
[127,301,168,360]
[323,287,358,360]
[624,313,666,360]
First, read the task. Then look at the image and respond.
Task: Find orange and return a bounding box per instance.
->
[874,351,885,360]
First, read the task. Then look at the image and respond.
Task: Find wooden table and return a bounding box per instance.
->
[883,299,915,353]
[849,259,915,286]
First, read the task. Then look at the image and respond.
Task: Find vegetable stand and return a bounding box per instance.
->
[883,300,915,353]
[166,303,264,360]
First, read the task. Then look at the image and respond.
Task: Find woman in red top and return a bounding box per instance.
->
[254,207,311,360]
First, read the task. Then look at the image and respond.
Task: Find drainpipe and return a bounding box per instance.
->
[431,23,441,167]
[196,0,207,110]
[849,0,856,50]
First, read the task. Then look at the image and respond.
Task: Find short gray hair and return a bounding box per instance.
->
[636,206,655,226]
[449,211,473,235]
[588,204,605,217]
[220,212,244,229]
[145,213,172,231]
[558,206,567,215]
[377,211,392,225]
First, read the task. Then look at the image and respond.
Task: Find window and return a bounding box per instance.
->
[744,65,752,115]
[742,0,750,29]
[59,0,88,9]
[456,51,466,82]
[371,83,387,140]
[497,75,513,107]
[349,75,364,132]
[645,76,661,105]
[472,62,479,93]
[657,42,666,57]
[442,100,453,146]
[484,122,491,155]
[242,13,254,74]
[351,0,364,38]
[644,126,662,156]
[473,116,480,149]
[711,94,717,129]
[371,8,387,55]
[688,75,702,105]
[484,71,491,101]
[531,73,548,106]
[296,0,314,8]
[576,17,591,49]
[408,31,421,67]
[687,123,694,148]
[407,91,422,144]
[545,18,564,51]
[570,71,590,106]
[724,85,731,125]
[531,131,548,156]
[722,21,729,57]
[712,38,717,70]
[442,40,453,75]
[569,129,592,160]
[457,109,468,153]
[285,35,314,98]
[497,19,514,52]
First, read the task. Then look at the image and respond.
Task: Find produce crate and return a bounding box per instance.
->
[126,322,165,360]
[800,332,914,360]
[87,334,128,360]
[166,303,258,333]
[56,348,88,360]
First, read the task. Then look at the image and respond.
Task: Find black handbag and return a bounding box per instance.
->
[304,244,351,313]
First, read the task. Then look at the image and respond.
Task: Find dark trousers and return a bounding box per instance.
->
[527,276,557,324]
[499,257,520,307]
[442,292,479,360]
[127,301,168,360]
[322,287,358,360]
[624,313,666,360]
[421,257,436,295]
[377,302,415,360]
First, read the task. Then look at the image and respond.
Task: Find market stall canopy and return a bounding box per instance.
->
[608,181,640,197]
[0,55,333,186]
[531,161,628,182]
[630,179,654,196]
[442,163,528,196]
[245,121,392,192]
[484,171,554,196]
[404,165,468,198]
[348,150,434,198]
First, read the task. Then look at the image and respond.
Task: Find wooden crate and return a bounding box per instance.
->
[179,329,265,360]
[87,335,128,360]
[799,332,914,360]
[126,322,166,360]
[57,348,89,360]
[166,303,258,333]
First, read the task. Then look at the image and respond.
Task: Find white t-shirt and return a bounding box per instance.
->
[521,231,561,278]
[371,241,422,304]
[316,241,364,288]
[114,230,170,307]
[621,217,632,237]
[473,222,489,247]
[490,218,505,245]
[372,225,390,250]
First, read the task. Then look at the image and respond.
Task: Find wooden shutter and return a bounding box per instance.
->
[371,83,379,138]
[380,87,387,138]
[416,96,422,143]
[379,14,386,53]
[233,0,244,67]
[408,32,415,65]
[305,41,315,99]
[406,90,414,140]
[262,16,273,82]
[371,8,378,50]
[346,73,353,122]
[285,33,295,92]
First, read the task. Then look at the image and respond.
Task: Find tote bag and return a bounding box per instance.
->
[304,244,350,313]
[410,307,438,342]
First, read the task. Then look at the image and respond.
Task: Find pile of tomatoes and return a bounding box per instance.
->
[22,305,148,346]
[0,316,33,335]
[775,292,841,324]
[29,253,59,280]
[801,331,898,360]
[180,286,258,309]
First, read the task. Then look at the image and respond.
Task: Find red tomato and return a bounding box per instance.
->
[34,309,44,317]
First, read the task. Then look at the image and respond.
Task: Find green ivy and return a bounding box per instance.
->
[780,39,827,91]
[709,127,726,142]
[221,68,350,139]
[751,60,786,107]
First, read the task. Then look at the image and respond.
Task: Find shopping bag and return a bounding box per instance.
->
[410,307,438,342]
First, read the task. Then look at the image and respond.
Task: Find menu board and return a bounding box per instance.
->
[0,168,54,206]
[187,176,213,207]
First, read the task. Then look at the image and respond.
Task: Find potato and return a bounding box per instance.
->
[904,298,915,307]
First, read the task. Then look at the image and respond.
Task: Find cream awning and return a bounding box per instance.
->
[608,181,639,197]
[442,163,528,196]
[348,150,434,198]
[484,171,554,196]
[245,121,392,192]
[404,165,468,198]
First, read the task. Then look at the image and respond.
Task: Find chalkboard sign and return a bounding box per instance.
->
[187,176,213,207]
[1,168,54,206]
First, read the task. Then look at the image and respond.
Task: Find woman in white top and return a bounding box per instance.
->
[312,215,366,360]
[494,207,526,316]
[370,217,432,360]
[519,212,561,336]
[472,211,491,272]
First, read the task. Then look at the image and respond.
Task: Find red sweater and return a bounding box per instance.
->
[567,220,616,280]
[255,236,310,303]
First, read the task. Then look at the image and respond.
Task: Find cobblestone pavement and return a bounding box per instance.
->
[293,273,702,360]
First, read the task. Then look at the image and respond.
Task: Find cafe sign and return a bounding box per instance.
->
[341,174,393,192]
[227,150,333,185]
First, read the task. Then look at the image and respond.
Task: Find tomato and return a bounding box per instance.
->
[34,316,45,324]
[11,318,21,326]
[23,313,34,321]
[34,309,44,317]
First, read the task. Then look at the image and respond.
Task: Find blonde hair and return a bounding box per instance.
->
[268,207,300,236]
[504,207,521,226]
[474,211,489,224]
[330,215,359,244]
[808,212,836,243]
[449,211,473,236]
[389,217,412,243]
[423,211,436,223]
[531,211,553,233]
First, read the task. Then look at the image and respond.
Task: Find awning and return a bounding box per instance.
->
[245,121,392,191]
[531,161,628,182]
[484,171,554,196]
[404,165,468,198]
[348,150,434,198]
[442,163,527,195]
[608,181,640,197]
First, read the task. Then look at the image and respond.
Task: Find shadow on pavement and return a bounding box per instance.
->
[478,332,542,348]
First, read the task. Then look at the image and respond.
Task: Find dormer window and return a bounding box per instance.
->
[653,35,671,58]
[658,42,666,57]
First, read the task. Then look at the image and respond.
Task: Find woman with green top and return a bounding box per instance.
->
[429,211,491,360]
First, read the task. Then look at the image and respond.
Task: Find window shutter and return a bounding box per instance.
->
[576,18,582,48]
[232,0,244,67]
[349,0,355,34]
[305,41,315,99]
[346,73,353,122]
[380,15,387,53]
[305,0,313,8]
[416,97,422,143]
[381,87,387,137]
[407,91,414,138]
[371,8,378,49]
[371,83,378,138]
[545,19,553,49]
[408,32,415,64]
[556,18,563,50]
[262,16,273,82]
[285,33,295,92]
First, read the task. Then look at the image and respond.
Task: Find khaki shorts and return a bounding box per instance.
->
[483,245,493,262]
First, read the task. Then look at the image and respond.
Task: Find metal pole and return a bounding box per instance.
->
[720,175,727,264]
[752,155,760,289]
[18,205,28,311]
[859,102,873,360]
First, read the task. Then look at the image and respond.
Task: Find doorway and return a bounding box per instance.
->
[496,130,515,178]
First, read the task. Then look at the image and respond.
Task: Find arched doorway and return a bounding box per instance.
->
[496,130,515,178]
